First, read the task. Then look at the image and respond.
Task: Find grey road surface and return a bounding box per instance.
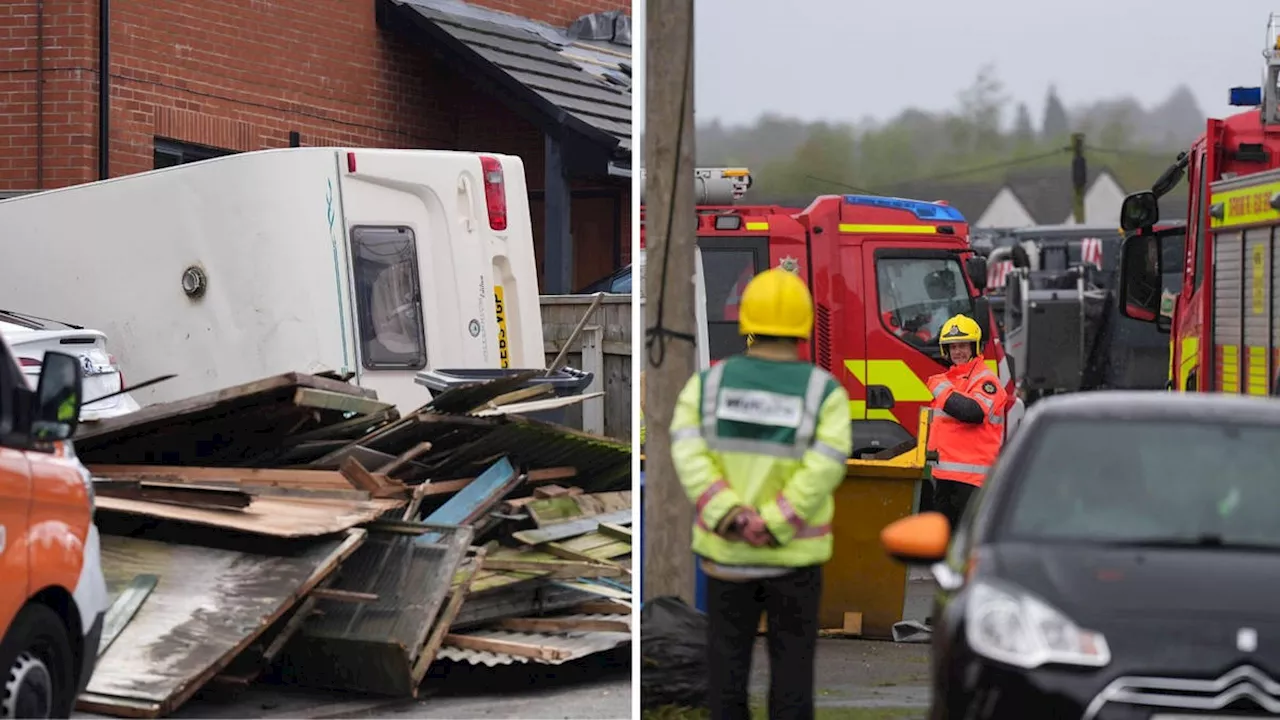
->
[75,648,631,720]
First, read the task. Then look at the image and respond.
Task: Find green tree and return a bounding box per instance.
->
[1012,103,1035,147]
[755,122,858,198]
[1042,85,1070,141]
[954,64,1009,156]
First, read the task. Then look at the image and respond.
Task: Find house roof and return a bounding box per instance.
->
[1002,166,1116,224]
[377,0,632,174]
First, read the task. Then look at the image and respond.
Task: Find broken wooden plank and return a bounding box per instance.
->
[542,542,629,573]
[93,480,253,511]
[495,616,630,634]
[574,601,632,615]
[293,387,392,416]
[511,509,632,546]
[377,441,434,476]
[410,548,486,687]
[282,407,400,446]
[94,495,404,539]
[418,466,577,499]
[98,574,159,658]
[338,456,407,499]
[259,596,319,667]
[474,383,553,411]
[309,588,379,604]
[441,633,573,663]
[597,523,632,543]
[532,484,579,499]
[482,558,624,579]
[89,465,354,490]
[525,491,630,526]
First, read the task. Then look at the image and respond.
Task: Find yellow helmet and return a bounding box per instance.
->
[738,268,814,339]
[938,314,982,354]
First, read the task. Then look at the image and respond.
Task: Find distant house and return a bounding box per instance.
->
[976,167,1127,228]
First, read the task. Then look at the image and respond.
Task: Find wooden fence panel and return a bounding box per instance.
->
[540,294,632,441]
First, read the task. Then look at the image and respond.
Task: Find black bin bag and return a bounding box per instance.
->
[640,596,709,709]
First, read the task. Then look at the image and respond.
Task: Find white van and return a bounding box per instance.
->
[0,148,546,412]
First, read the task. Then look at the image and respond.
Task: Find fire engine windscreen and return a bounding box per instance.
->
[877,257,975,353]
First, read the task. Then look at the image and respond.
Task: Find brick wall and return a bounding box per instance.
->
[0,0,630,289]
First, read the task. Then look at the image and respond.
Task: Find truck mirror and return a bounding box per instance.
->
[973,296,993,351]
[30,351,82,442]
[1010,245,1031,269]
[1120,191,1160,232]
[1118,233,1163,326]
[965,256,988,292]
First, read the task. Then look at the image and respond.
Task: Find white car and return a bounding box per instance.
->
[0,310,141,421]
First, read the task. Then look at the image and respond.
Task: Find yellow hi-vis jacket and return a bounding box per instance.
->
[670,354,852,568]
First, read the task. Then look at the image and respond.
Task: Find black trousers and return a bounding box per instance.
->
[705,565,823,720]
[933,478,978,534]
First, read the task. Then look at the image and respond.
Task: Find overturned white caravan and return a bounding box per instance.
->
[0,147,546,412]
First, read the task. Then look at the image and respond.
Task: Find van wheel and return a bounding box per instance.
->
[0,604,75,719]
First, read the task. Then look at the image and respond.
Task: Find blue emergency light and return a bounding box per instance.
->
[1230,86,1263,107]
[843,194,966,222]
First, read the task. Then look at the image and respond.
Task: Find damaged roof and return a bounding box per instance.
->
[379,0,632,173]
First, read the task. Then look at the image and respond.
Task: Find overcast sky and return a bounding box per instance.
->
[633,0,1280,131]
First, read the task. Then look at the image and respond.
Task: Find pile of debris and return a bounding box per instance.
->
[74,371,632,718]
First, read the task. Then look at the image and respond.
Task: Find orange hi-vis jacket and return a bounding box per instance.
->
[925,355,1008,487]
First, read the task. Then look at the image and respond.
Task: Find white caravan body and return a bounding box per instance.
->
[0,147,545,412]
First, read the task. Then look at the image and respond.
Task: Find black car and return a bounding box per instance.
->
[881,390,1280,719]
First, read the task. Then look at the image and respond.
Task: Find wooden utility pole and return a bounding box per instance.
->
[1071,132,1086,224]
[642,0,697,603]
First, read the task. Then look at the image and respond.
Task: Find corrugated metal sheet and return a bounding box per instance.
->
[451,580,600,630]
[439,418,630,491]
[390,0,630,157]
[438,613,632,666]
[351,412,630,492]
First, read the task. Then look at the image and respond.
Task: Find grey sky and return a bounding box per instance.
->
[635,0,1280,131]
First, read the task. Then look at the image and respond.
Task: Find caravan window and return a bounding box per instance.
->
[350,226,428,370]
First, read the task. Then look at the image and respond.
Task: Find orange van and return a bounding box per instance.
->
[0,338,109,718]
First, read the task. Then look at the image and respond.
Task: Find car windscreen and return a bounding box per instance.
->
[1003,416,1280,548]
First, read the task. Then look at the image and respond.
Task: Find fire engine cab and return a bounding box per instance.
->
[642,169,1024,455]
[1118,14,1280,396]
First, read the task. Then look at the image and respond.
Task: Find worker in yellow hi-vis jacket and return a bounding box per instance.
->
[669,268,852,720]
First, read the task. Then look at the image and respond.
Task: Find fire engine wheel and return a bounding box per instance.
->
[0,604,75,719]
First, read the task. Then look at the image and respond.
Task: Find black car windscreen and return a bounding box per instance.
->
[1001,417,1280,547]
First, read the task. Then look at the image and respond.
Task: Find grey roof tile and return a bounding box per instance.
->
[389,0,631,159]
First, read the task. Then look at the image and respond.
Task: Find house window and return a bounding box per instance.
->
[154,138,236,169]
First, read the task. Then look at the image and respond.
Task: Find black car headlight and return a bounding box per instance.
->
[965,580,1111,670]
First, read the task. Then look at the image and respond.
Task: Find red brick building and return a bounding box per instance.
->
[0,0,631,293]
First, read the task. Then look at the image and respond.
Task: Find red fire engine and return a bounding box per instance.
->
[642,169,1023,455]
[1118,15,1280,396]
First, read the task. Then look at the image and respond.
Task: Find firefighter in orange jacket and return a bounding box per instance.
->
[925,314,1008,532]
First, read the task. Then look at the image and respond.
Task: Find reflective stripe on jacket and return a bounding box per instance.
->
[670,354,852,569]
[926,355,1007,487]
